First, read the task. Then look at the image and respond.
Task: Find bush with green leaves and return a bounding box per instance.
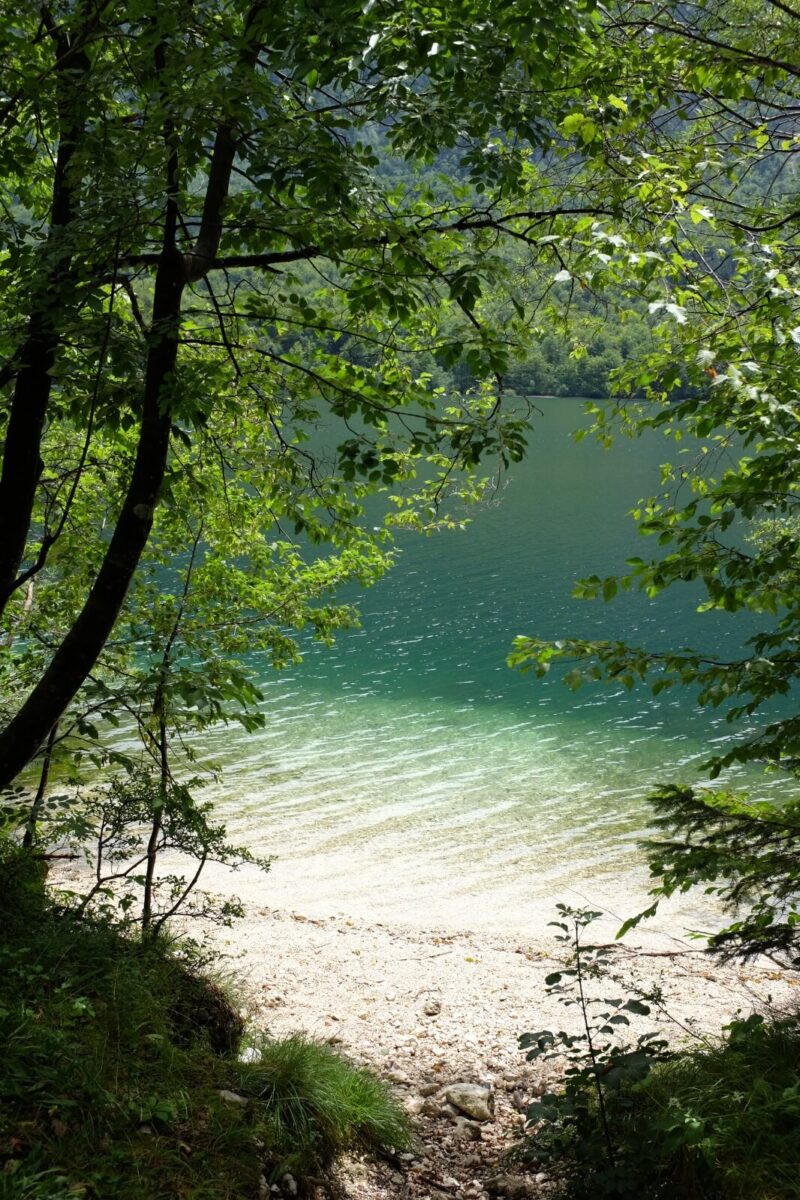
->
[518,906,800,1200]
[630,1011,800,1200]
[526,1008,800,1200]
[519,906,671,1199]
[47,770,271,935]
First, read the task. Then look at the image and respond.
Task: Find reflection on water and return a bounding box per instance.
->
[192,398,789,926]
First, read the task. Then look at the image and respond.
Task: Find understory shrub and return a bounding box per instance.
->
[518,906,800,1199]
[524,1012,800,1199]
[629,1012,800,1200]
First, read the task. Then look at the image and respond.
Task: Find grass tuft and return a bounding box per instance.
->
[234,1034,411,1177]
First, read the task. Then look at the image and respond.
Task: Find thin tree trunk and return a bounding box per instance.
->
[0,15,91,619]
[0,85,185,788]
[141,711,168,935]
[22,722,58,849]
[141,529,200,934]
[0,10,265,789]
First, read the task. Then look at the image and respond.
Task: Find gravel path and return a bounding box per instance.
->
[207,898,798,1200]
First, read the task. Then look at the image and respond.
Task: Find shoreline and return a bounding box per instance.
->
[189,849,725,941]
[207,884,797,1062]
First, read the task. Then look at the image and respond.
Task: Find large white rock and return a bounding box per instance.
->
[444,1082,494,1122]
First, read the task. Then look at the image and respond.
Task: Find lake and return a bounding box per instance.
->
[197,397,781,930]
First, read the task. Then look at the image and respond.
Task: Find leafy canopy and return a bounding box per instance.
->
[508,0,800,960]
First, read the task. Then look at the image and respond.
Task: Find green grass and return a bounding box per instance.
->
[233,1034,412,1177]
[0,843,409,1199]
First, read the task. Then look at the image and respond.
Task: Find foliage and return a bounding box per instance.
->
[0,0,606,790]
[508,0,800,969]
[39,770,271,934]
[0,0,627,955]
[508,0,800,765]
[504,306,656,401]
[0,839,407,1199]
[529,1009,800,1200]
[519,906,670,1199]
[617,785,800,971]
[499,6,800,1193]
[519,909,800,1200]
[629,1011,800,1200]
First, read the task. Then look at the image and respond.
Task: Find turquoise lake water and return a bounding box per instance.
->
[197,397,786,925]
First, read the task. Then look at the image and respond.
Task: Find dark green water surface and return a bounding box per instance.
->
[199,398,785,921]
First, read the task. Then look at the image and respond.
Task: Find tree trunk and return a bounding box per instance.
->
[0,20,91,620]
[0,242,185,789]
[0,12,264,788]
[22,723,58,849]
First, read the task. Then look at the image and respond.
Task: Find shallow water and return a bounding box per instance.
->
[196,398,788,929]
